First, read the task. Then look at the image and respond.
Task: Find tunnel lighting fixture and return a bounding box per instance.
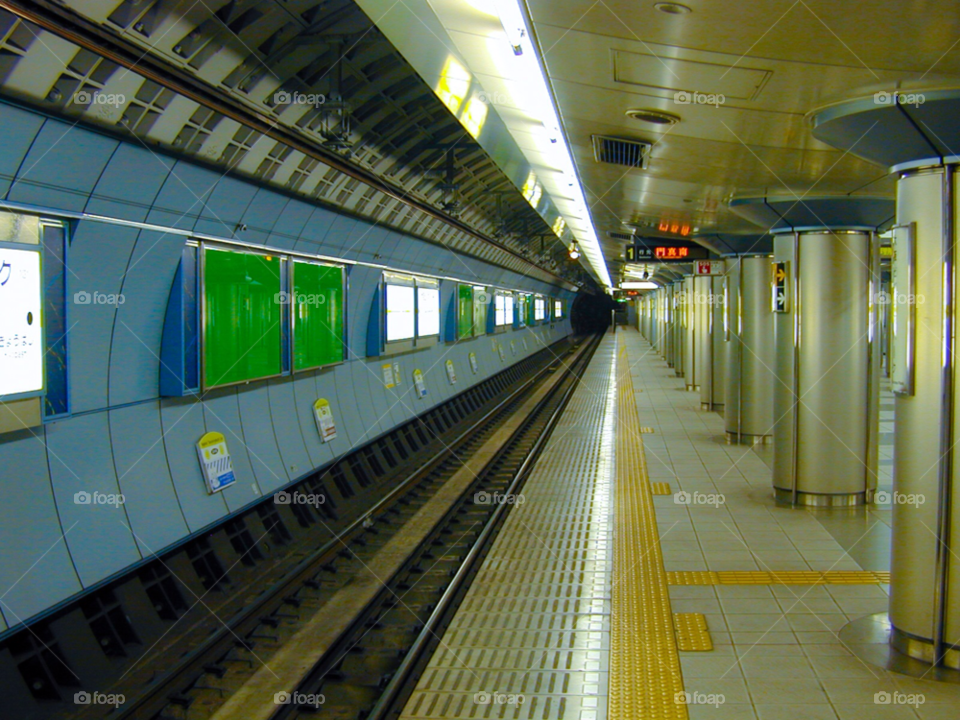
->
[483,0,613,289]
[569,242,581,260]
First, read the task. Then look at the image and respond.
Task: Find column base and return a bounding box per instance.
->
[725,431,771,445]
[701,402,724,412]
[675,370,684,378]
[773,487,866,507]
[892,626,960,670]
[685,384,700,392]
[838,613,960,683]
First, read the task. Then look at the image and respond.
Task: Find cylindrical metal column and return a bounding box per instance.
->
[771,231,879,507]
[701,267,727,411]
[889,166,960,670]
[683,275,709,390]
[673,281,684,376]
[724,256,775,443]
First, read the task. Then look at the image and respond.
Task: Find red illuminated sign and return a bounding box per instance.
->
[654,246,689,260]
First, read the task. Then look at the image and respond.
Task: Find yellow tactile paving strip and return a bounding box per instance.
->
[673,614,713,652]
[611,332,687,720]
[650,482,672,496]
[666,570,891,586]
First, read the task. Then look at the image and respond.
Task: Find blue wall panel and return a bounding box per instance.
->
[194,175,258,238]
[267,197,311,250]
[293,205,336,255]
[109,403,188,556]
[68,222,139,413]
[239,189,289,247]
[236,384,288,494]
[8,120,117,212]
[0,430,81,624]
[201,392,263,512]
[45,414,141,586]
[84,143,171,222]
[146,161,220,230]
[265,377,312,483]
[159,398,229,531]
[0,105,47,199]
[110,229,186,406]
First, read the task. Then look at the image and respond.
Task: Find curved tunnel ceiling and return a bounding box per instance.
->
[0,0,593,289]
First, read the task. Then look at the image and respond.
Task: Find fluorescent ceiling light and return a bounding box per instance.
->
[621,281,659,290]
[480,0,612,289]
[492,0,526,54]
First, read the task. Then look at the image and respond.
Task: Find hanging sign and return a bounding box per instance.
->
[445,359,457,385]
[413,369,428,398]
[197,431,236,493]
[469,352,478,374]
[393,362,401,384]
[313,398,337,442]
[382,363,396,388]
[772,261,788,312]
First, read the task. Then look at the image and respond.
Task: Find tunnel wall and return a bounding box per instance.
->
[0,101,575,630]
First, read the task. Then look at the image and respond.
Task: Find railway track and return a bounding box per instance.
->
[118,334,600,720]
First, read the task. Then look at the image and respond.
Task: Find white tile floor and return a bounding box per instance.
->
[625,329,960,720]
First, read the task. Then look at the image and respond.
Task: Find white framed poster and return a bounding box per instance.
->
[197,431,236,493]
[313,398,337,442]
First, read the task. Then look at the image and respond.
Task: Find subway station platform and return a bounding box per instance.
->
[399,329,960,720]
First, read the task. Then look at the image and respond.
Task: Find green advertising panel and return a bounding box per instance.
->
[293,261,344,371]
[472,286,488,335]
[457,283,474,338]
[203,247,282,389]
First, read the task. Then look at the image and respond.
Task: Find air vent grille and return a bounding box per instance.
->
[592,135,651,169]
[608,231,636,241]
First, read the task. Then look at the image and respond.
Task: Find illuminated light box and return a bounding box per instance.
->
[0,247,43,397]
[417,280,440,339]
[384,273,416,344]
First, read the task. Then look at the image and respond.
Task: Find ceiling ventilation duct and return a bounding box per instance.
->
[591,135,652,169]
